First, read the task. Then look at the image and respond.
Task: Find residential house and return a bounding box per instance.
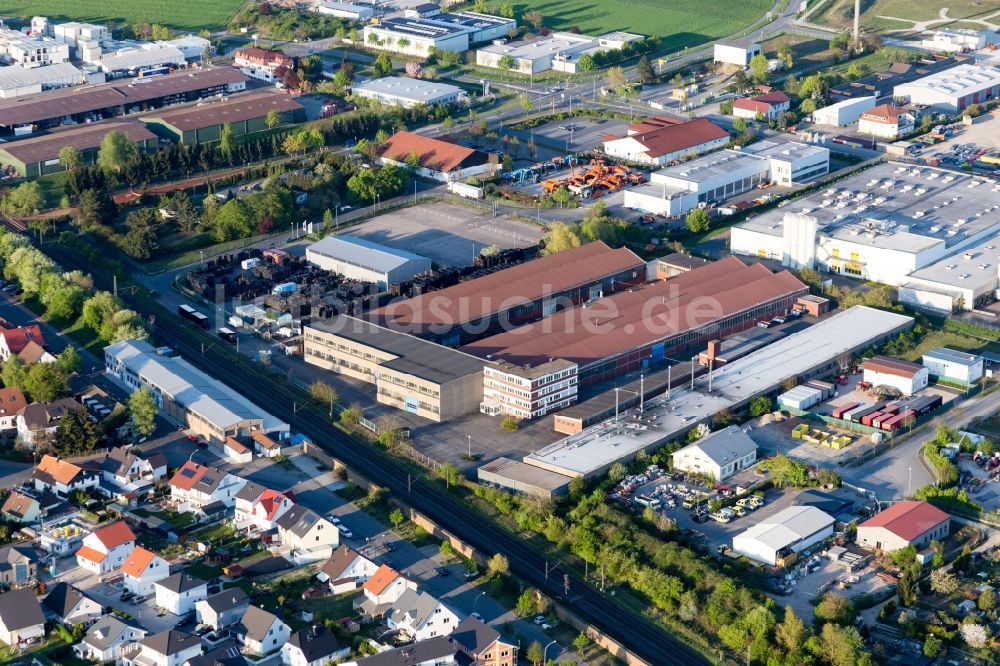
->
[234,605,290,656]
[186,640,249,666]
[733,91,791,121]
[42,582,103,625]
[385,589,459,641]
[233,481,267,530]
[1,490,40,523]
[32,453,99,496]
[232,46,294,84]
[451,616,518,666]
[18,399,81,448]
[0,588,45,647]
[319,545,378,594]
[282,625,350,666]
[252,431,283,458]
[168,461,247,514]
[126,629,202,666]
[249,489,293,533]
[155,573,208,616]
[0,545,37,587]
[0,325,46,362]
[858,104,916,140]
[357,564,416,617]
[0,388,26,431]
[223,436,252,464]
[73,615,147,663]
[76,520,136,574]
[195,588,250,631]
[17,340,56,365]
[101,447,167,490]
[275,503,338,562]
[121,546,170,596]
[341,636,457,666]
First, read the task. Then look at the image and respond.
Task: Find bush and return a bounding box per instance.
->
[500,416,519,432]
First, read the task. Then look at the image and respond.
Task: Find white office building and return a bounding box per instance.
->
[671,426,757,481]
[0,28,70,69]
[352,76,465,108]
[810,96,877,127]
[921,29,987,53]
[305,235,432,288]
[732,505,835,565]
[363,12,515,57]
[894,63,1000,115]
[477,33,597,75]
[922,347,984,385]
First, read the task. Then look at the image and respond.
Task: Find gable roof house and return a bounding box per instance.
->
[74,614,147,663]
[670,425,758,481]
[234,605,290,656]
[18,398,81,449]
[0,587,45,647]
[385,589,459,641]
[342,635,457,666]
[223,436,252,464]
[0,388,27,431]
[76,520,136,574]
[856,500,951,552]
[1,489,41,524]
[32,453,100,496]
[126,628,202,666]
[602,118,730,166]
[100,446,167,493]
[451,616,518,666]
[42,581,103,625]
[0,544,37,587]
[251,430,283,458]
[357,564,416,617]
[195,588,250,631]
[0,325,47,362]
[17,340,56,365]
[282,624,350,666]
[233,481,267,531]
[185,639,248,666]
[155,573,208,616]
[733,91,791,120]
[168,460,247,514]
[377,131,493,182]
[121,546,170,596]
[275,503,338,563]
[319,544,379,594]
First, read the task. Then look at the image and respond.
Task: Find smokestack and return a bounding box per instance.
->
[853,0,860,46]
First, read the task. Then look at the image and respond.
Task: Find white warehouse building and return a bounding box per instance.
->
[305,235,432,288]
[713,40,761,67]
[352,77,466,108]
[477,33,597,75]
[922,347,984,386]
[362,12,515,57]
[894,63,1000,115]
[732,505,835,566]
[670,426,757,481]
[314,1,375,19]
[810,95,877,127]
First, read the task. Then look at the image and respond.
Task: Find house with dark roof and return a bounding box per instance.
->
[154,572,208,616]
[856,501,950,552]
[275,503,339,562]
[0,388,26,431]
[126,628,202,666]
[1,489,40,524]
[282,625,350,666]
[319,544,378,593]
[168,460,247,514]
[670,425,758,481]
[195,588,250,630]
[76,520,136,574]
[18,399,83,450]
[451,616,518,666]
[602,118,730,166]
[385,589,459,641]
[41,581,102,625]
[100,446,168,492]
[0,587,45,647]
[73,614,147,663]
[0,544,36,587]
[234,605,290,656]
[342,635,457,666]
[378,131,493,182]
[185,639,249,666]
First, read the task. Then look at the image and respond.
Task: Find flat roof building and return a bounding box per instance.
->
[351,77,465,108]
[362,12,515,57]
[671,426,758,481]
[463,256,807,385]
[732,505,836,566]
[314,1,376,19]
[96,43,186,74]
[713,40,762,67]
[862,355,929,396]
[477,33,598,75]
[141,92,304,144]
[0,121,156,178]
[477,457,571,499]
[894,63,1000,114]
[481,358,578,421]
[104,339,288,443]
[304,317,484,422]
[369,241,644,346]
[810,95,877,127]
[522,306,913,478]
[305,235,432,288]
[0,62,84,100]
[922,347,984,385]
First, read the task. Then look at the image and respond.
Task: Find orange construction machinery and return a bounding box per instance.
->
[540,159,646,199]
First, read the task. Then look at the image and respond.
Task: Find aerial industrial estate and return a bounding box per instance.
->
[2,1,1000,665]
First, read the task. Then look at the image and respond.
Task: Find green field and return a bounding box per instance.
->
[0,0,243,32]
[513,0,773,51]
[814,0,1000,33]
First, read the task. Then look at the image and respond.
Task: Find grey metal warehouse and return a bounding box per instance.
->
[305,235,432,288]
[477,457,570,498]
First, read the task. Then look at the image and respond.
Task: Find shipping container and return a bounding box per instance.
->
[841,403,870,422]
[832,402,859,420]
[806,379,835,400]
[882,409,916,432]
[861,411,884,427]
[228,315,244,329]
[850,402,886,423]
[778,385,824,410]
[872,412,897,429]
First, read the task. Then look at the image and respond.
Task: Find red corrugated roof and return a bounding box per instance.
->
[859,501,949,542]
[378,131,484,173]
[234,47,294,67]
[462,256,807,368]
[606,118,729,158]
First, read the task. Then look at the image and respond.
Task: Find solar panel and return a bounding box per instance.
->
[180,469,195,478]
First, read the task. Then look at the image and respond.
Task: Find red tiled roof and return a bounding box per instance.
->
[755,91,791,105]
[0,388,26,416]
[169,460,208,490]
[122,547,157,578]
[252,431,279,450]
[606,118,729,158]
[256,489,288,520]
[627,115,682,133]
[1,325,44,355]
[859,501,949,542]
[92,521,136,550]
[225,436,249,455]
[463,256,807,368]
[234,46,294,68]
[861,104,905,124]
[863,355,923,379]
[734,91,790,116]
[362,564,400,596]
[35,455,83,486]
[76,545,107,564]
[378,131,485,173]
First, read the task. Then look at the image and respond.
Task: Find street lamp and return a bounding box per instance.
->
[473,591,486,614]
[543,640,558,665]
[467,434,472,459]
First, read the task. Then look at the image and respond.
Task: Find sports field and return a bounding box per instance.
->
[1,0,243,32]
[513,0,773,51]
[813,0,1000,32]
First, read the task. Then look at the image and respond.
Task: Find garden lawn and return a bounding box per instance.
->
[512,0,772,52]
[813,0,1000,32]
[1,0,242,32]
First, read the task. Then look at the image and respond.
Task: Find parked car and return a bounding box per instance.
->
[534,615,546,625]
[435,566,450,576]
[471,612,483,621]
[336,524,353,538]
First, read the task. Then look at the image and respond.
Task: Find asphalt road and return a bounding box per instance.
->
[41,245,711,665]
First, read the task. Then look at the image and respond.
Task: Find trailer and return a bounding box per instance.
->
[448,181,484,199]
[832,402,859,420]
[241,257,261,270]
[217,327,237,344]
[178,304,209,330]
